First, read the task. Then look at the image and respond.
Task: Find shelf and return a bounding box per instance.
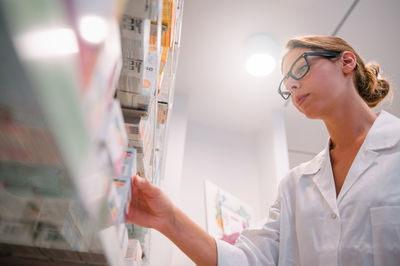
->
[0,0,184,265]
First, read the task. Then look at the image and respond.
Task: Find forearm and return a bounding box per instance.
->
[158,206,217,266]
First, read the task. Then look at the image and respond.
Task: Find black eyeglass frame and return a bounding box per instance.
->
[278,51,341,100]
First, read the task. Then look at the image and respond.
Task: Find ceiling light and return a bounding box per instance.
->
[78,15,109,44]
[246,53,276,76]
[245,34,278,77]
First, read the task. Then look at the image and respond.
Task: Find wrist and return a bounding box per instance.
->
[157,205,179,237]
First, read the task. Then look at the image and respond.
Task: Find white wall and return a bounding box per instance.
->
[171,120,268,266]
[288,150,315,169]
[257,110,289,218]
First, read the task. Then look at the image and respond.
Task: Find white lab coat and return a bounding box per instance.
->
[216,111,400,266]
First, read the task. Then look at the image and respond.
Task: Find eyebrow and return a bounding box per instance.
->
[281,52,301,76]
[281,54,298,77]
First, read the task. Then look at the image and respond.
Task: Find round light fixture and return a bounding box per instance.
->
[78,15,109,44]
[246,53,276,76]
[245,34,278,77]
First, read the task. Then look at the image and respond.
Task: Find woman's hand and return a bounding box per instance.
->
[126,175,175,232]
[126,176,217,266]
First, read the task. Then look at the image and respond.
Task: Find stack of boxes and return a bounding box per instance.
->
[108,148,138,265]
[117,0,163,182]
[117,0,183,184]
[117,16,153,111]
[117,0,162,112]
[123,106,155,180]
[112,148,136,233]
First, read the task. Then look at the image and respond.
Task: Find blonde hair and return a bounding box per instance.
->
[284,35,391,108]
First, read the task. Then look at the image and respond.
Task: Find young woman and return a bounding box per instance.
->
[127,36,400,266]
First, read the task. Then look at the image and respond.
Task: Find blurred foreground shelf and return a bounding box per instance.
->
[0,0,183,265]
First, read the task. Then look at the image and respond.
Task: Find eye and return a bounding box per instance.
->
[293,64,308,78]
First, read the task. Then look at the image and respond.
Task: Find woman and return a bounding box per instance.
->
[127,36,400,265]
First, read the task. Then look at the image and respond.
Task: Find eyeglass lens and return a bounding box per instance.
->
[279,56,309,98]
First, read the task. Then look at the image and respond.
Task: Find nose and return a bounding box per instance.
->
[285,77,301,93]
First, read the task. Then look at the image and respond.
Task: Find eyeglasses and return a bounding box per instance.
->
[278,51,341,100]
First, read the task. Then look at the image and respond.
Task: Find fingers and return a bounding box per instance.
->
[127,176,158,225]
[133,175,151,192]
[133,175,147,187]
[132,175,159,197]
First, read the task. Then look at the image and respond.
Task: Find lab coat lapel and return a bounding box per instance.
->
[337,148,378,203]
[337,111,400,203]
[302,111,400,216]
[311,147,339,215]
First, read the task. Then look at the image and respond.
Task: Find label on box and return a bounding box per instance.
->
[120,17,150,60]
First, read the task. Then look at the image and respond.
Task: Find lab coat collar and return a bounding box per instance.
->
[364,110,400,151]
[300,110,400,176]
[312,147,339,214]
[299,110,400,211]
[290,146,337,213]
[298,144,340,213]
[301,145,328,176]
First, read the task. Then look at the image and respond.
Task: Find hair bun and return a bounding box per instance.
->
[362,62,391,107]
[366,63,380,78]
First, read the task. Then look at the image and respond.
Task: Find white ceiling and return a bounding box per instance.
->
[174,0,400,152]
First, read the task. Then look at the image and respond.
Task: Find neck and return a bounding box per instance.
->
[322,97,377,150]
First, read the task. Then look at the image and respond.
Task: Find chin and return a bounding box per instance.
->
[303,112,320,120]
[298,107,322,120]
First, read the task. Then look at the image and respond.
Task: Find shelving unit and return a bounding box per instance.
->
[0,0,184,265]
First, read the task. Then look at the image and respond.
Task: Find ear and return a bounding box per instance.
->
[341,51,357,74]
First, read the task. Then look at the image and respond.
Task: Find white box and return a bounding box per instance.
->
[120,17,150,60]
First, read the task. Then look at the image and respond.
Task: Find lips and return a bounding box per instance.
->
[295,93,310,106]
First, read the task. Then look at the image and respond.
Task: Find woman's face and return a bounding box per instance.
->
[281,48,344,119]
